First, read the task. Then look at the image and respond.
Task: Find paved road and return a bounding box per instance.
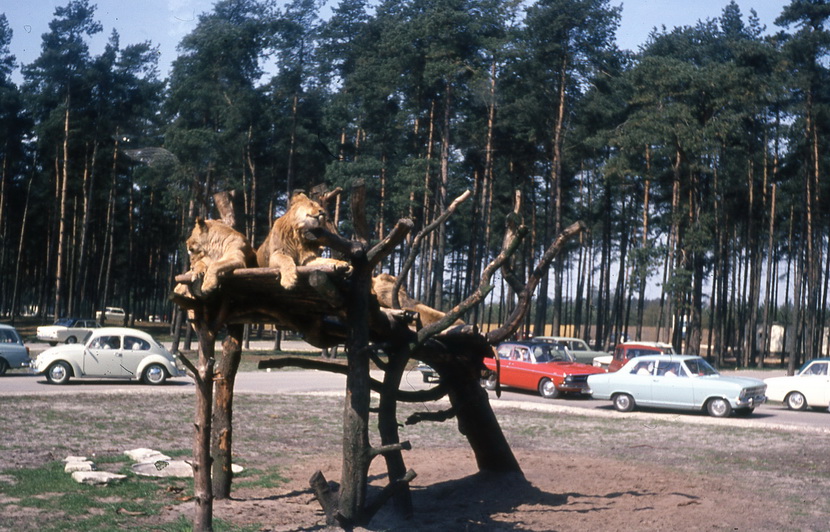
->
[2,362,829,432]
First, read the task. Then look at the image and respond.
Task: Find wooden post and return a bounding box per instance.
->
[337,250,371,525]
[190,309,216,531]
[212,323,243,499]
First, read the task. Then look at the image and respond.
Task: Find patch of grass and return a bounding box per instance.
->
[233,465,288,490]
[0,458,195,532]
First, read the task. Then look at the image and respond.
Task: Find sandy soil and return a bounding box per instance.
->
[1,388,824,531]
[149,447,787,531]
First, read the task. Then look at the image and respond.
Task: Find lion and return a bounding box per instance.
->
[256,192,351,290]
[371,272,463,328]
[180,218,257,296]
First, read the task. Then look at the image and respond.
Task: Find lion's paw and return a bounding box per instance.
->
[278,270,298,290]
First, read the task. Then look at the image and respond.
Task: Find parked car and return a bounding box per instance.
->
[587,354,766,417]
[417,361,438,383]
[764,358,830,411]
[31,327,185,385]
[533,336,608,365]
[600,341,676,372]
[0,324,30,375]
[482,341,607,399]
[36,318,101,345]
[95,307,127,324]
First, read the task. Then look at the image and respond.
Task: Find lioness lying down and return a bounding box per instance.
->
[178,218,257,297]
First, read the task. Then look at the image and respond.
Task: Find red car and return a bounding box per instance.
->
[608,341,675,372]
[483,341,607,399]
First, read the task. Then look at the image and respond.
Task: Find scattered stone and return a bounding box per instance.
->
[124,448,171,463]
[71,471,127,485]
[131,460,244,478]
[62,455,88,463]
[64,460,95,473]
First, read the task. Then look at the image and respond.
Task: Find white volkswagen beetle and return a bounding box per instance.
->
[32,327,185,385]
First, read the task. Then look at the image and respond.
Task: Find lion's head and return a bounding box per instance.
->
[282,193,328,235]
[186,218,253,262]
[258,193,333,267]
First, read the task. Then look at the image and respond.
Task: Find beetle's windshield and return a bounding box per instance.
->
[683,358,719,377]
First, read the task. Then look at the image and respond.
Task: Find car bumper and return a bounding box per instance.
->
[735,394,766,408]
[557,382,592,394]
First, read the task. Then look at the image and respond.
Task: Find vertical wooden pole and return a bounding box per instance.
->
[191,310,216,531]
[212,323,243,499]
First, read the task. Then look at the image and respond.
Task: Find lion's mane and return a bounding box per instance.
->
[257,192,349,289]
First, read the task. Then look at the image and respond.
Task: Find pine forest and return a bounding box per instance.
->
[0,0,828,370]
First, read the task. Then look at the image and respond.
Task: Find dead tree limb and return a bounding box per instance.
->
[257,356,449,402]
[393,190,472,308]
[404,408,456,425]
[368,218,414,270]
[487,220,587,344]
[415,222,528,344]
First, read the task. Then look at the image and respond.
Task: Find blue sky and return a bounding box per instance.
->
[3,0,790,83]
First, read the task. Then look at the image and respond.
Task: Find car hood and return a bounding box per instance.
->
[702,375,766,388]
[543,361,606,375]
[763,375,797,386]
[36,344,85,359]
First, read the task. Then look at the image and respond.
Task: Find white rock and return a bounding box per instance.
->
[124,448,171,463]
[130,460,244,478]
[64,461,95,473]
[63,455,88,463]
[132,459,192,478]
[71,471,126,485]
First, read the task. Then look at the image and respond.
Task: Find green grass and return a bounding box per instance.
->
[233,465,288,490]
[0,458,194,531]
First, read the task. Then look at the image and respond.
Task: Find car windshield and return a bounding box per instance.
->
[54,318,74,326]
[683,358,719,377]
[532,345,570,363]
[800,362,828,376]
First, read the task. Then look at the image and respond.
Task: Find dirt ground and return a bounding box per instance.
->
[1,388,824,531]
[178,447,786,532]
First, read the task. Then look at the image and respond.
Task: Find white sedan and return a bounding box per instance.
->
[31,327,185,385]
[764,359,830,411]
[36,318,100,345]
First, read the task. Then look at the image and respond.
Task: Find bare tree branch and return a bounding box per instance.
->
[486,220,586,344]
[368,218,414,269]
[394,190,472,308]
[415,221,528,344]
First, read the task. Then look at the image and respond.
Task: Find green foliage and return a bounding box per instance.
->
[0,0,826,361]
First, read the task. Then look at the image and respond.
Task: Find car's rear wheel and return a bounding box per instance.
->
[483,372,497,391]
[706,397,732,417]
[46,361,71,385]
[0,359,8,376]
[612,393,635,412]
[785,391,807,411]
[538,378,560,399]
[142,363,168,385]
[65,336,78,344]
